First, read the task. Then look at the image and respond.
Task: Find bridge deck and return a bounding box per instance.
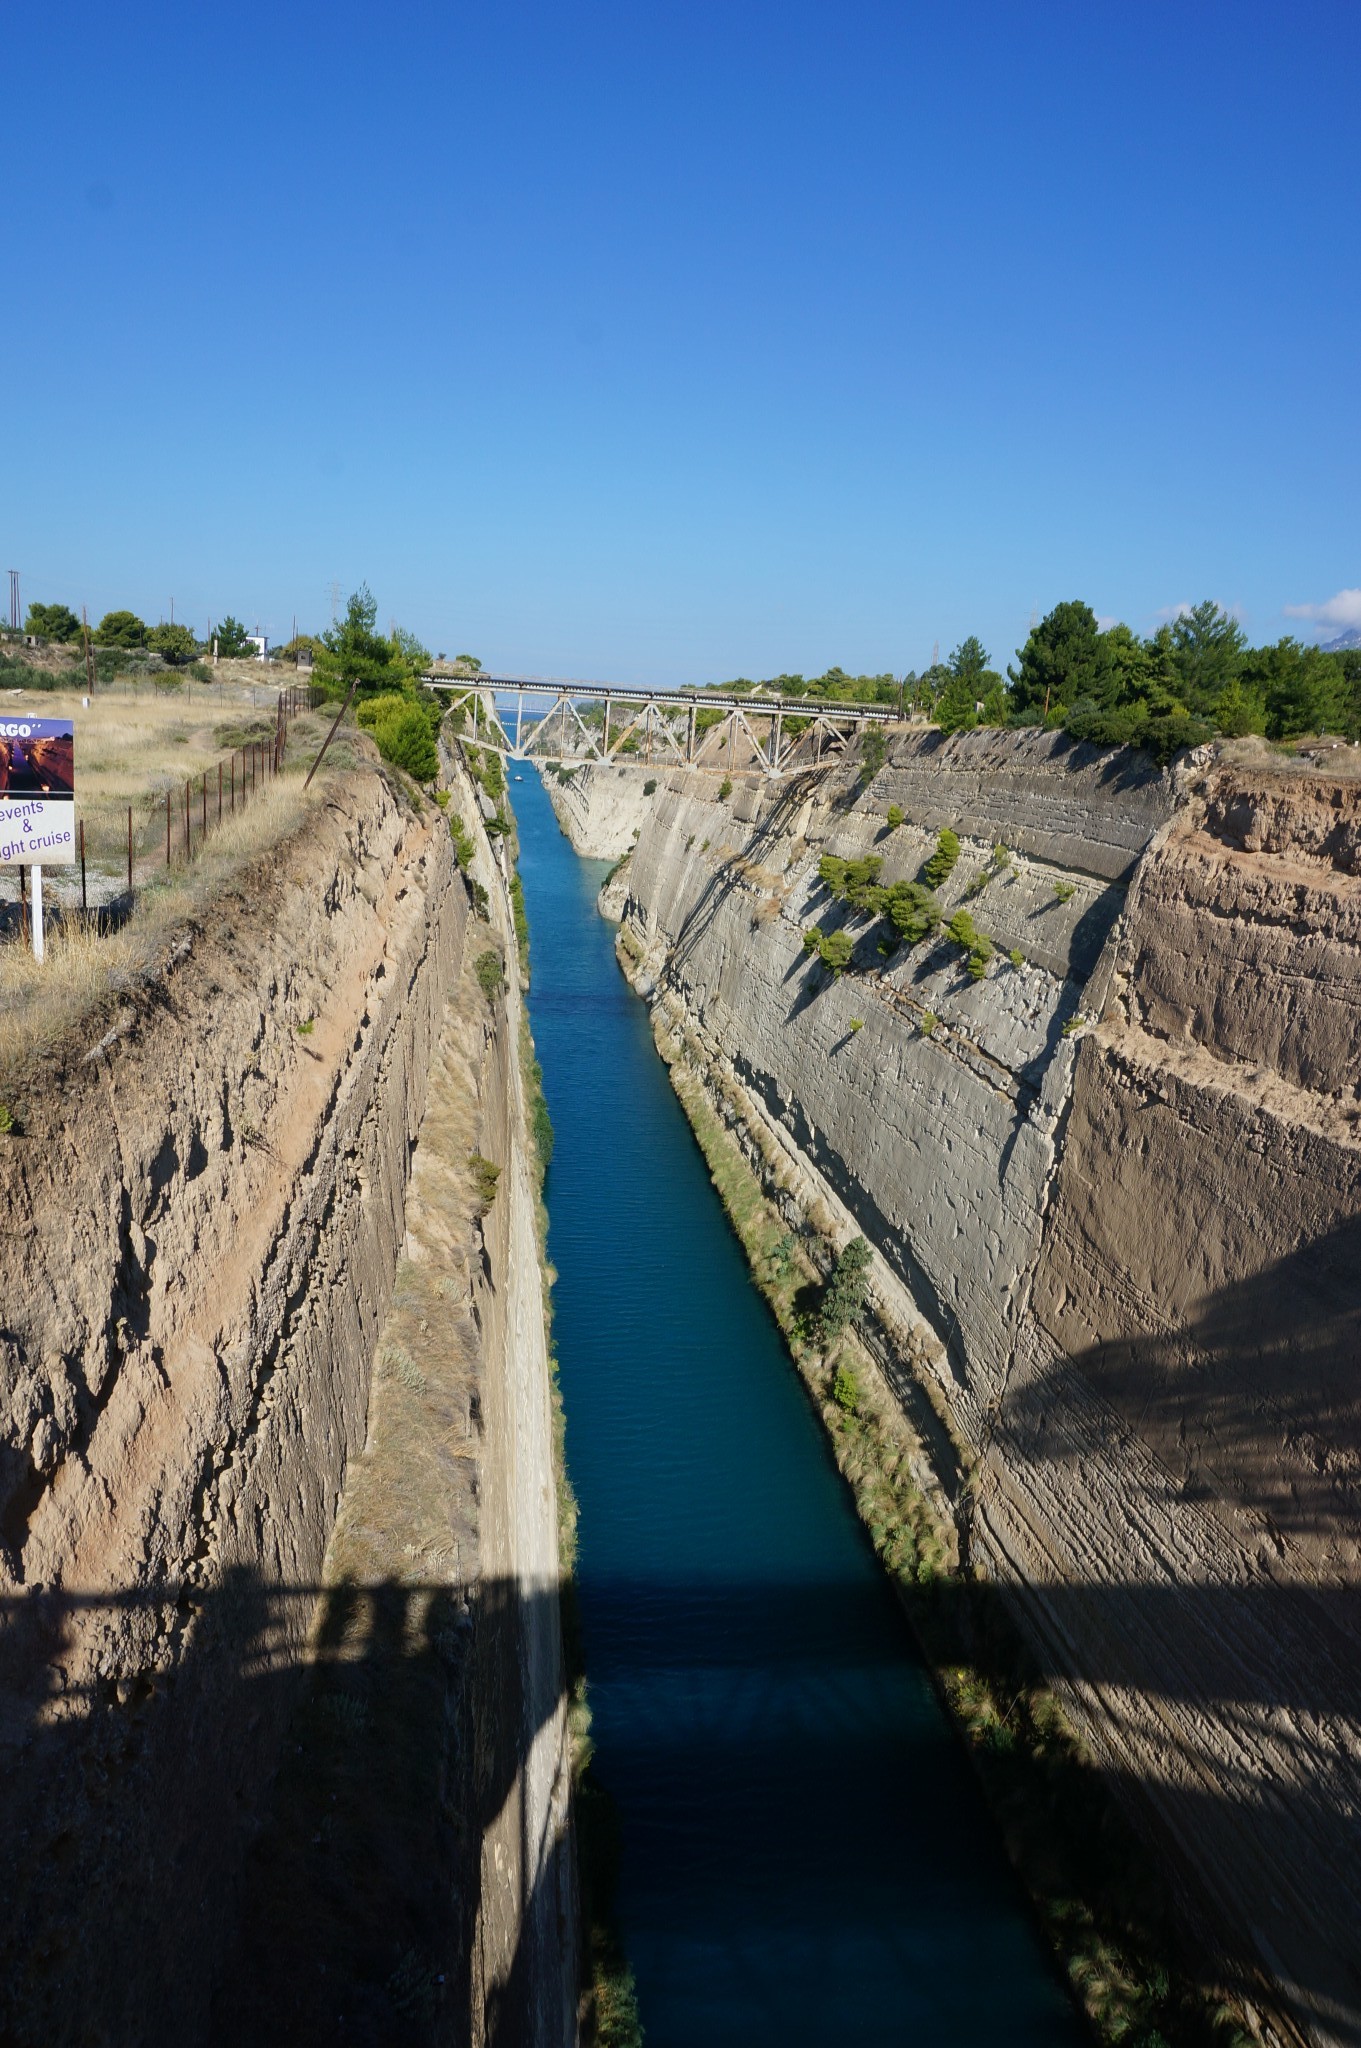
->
[421,673,898,720]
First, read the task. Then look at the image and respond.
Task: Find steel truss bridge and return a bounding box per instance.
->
[421,673,899,777]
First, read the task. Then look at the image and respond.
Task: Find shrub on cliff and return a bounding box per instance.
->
[357,692,440,780]
[922,828,960,888]
[882,880,940,946]
[858,727,887,784]
[379,706,440,780]
[818,929,854,976]
[718,775,733,800]
[818,852,882,910]
[448,812,475,868]
[468,746,506,802]
[832,1363,860,1413]
[945,908,993,980]
[818,1237,872,1342]
[643,778,657,795]
[475,948,504,999]
[510,874,530,974]
[468,1152,500,1214]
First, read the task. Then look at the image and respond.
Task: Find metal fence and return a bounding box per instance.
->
[70,681,326,909]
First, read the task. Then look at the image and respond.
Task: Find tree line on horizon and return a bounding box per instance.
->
[19,588,482,681]
[23,586,1361,767]
[20,600,322,666]
[14,583,480,785]
[719,600,1361,761]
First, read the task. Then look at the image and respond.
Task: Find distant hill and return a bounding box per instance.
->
[1322,627,1361,651]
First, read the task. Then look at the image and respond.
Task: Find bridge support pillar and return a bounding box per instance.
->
[772,710,782,773]
[603,697,611,754]
[516,690,524,751]
[687,703,696,762]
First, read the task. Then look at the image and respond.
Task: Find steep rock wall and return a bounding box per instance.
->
[0,771,461,2039]
[544,760,652,859]
[581,733,1361,2048]
[203,755,575,2048]
[0,761,573,2045]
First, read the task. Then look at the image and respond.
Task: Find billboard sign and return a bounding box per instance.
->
[0,718,76,864]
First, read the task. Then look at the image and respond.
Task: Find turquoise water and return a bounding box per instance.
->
[512,769,1079,2046]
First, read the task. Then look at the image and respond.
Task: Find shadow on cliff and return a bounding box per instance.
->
[1,1557,1357,2045]
[568,1567,1360,2046]
[1006,1213,1361,1556]
[985,1218,1361,2040]
[0,1568,569,2048]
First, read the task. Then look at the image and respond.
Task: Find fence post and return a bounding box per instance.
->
[218,761,223,822]
[166,791,171,865]
[79,818,87,912]
[127,805,133,895]
[231,754,235,813]
[201,773,207,837]
[185,779,191,859]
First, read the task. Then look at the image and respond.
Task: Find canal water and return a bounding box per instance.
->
[512,768,1079,2046]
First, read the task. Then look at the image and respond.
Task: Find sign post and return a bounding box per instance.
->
[0,717,76,960]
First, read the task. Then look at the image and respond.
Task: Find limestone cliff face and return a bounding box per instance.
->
[0,763,573,2045]
[581,731,1361,2048]
[544,759,653,859]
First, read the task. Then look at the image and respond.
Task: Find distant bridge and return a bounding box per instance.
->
[421,671,902,776]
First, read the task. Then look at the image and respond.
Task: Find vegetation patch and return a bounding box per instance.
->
[816,855,943,954]
[448,811,476,869]
[922,828,961,888]
[944,908,994,981]
[475,948,505,1000]
[858,726,887,784]
[510,874,530,977]
[467,1152,500,1214]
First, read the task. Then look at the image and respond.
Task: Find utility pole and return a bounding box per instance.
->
[7,570,18,630]
[82,606,97,695]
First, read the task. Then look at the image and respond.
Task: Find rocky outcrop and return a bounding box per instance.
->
[584,730,1361,2048]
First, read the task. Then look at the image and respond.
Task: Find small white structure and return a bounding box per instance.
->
[246,634,269,663]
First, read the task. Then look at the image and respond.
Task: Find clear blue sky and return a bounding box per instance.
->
[5,0,1358,684]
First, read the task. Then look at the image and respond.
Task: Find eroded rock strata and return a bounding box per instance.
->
[555,732,1361,2048]
[0,764,572,2044]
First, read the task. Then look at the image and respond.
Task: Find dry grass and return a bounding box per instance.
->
[0,766,340,1086]
[0,683,325,882]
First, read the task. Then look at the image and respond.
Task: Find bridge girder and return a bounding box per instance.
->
[428,676,890,778]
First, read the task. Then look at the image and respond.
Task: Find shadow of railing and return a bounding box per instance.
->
[0,1568,570,2048]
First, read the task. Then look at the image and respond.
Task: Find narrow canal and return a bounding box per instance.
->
[512,768,1079,2046]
